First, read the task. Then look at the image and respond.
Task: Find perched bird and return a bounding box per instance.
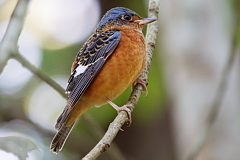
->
[50,7,156,153]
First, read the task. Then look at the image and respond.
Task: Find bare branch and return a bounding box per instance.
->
[0,0,30,73]
[187,2,240,160]
[12,52,67,98]
[82,0,160,159]
[81,114,127,160]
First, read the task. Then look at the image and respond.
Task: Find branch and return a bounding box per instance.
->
[81,115,126,160]
[0,0,30,73]
[82,0,160,159]
[187,2,240,160]
[12,52,67,98]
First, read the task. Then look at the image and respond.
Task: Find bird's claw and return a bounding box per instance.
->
[107,100,133,126]
[117,104,134,126]
[132,77,148,97]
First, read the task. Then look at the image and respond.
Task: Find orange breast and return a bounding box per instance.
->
[81,30,146,107]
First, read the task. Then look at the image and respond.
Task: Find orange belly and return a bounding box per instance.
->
[81,30,146,106]
[66,30,146,125]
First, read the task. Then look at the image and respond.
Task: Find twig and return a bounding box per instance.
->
[187,2,240,160]
[82,0,159,159]
[0,0,30,73]
[11,52,67,98]
[82,115,126,160]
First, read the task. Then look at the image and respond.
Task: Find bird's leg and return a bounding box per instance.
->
[107,99,134,125]
[132,77,148,96]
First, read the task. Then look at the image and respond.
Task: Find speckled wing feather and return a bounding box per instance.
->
[55,29,121,129]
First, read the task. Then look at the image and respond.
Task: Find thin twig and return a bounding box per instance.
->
[187,2,240,160]
[0,0,30,73]
[82,115,126,160]
[11,52,67,98]
[82,0,159,159]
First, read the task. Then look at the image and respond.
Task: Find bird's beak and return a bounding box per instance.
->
[134,18,157,25]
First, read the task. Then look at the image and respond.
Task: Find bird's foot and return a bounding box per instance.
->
[132,77,148,96]
[107,100,134,125]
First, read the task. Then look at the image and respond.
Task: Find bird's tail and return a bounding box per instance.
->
[50,122,75,153]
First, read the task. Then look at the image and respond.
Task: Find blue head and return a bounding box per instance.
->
[97,7,139,29]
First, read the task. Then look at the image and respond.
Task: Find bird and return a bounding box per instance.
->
[50,7,156,153]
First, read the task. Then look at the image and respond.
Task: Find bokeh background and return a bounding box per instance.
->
[0,0,239,160]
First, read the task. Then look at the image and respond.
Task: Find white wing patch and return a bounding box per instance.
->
[74,64,88,78]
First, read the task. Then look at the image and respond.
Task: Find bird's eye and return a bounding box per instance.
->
[122,14,132,21]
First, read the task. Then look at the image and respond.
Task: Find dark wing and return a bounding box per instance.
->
[56,29,121,129]
[67,29,121,106]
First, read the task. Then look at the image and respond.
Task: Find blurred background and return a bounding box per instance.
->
[0,0,239,160]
